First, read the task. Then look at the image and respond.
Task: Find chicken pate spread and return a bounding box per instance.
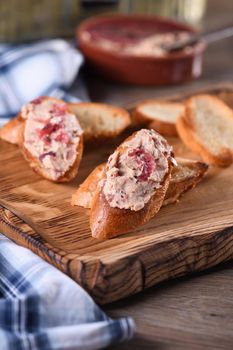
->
[103,129,173,211]
[22,97,83,180]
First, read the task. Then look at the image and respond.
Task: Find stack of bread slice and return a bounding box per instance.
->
[72,157,208,210]
[176,95,233,167]
[133,94,233,167]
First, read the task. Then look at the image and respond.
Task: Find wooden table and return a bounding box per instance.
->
[76,1,233,349]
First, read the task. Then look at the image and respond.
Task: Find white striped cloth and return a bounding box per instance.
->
[0,39,84,125]
[0,234,135,350]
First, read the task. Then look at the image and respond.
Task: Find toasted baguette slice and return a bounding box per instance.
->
[90,129,174,239]
[163,157,208,206]
[18,97,84,182]
[68,102,131,141]
[71,163,106,208]
[72,157,208,209]
[177,94,233,167]
[133,101,185,136]
[0,116,24,145]
[71,163,105,208]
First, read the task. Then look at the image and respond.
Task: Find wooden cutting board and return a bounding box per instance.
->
[1,83,233,305]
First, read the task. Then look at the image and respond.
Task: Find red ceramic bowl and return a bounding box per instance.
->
[77,14,206,85]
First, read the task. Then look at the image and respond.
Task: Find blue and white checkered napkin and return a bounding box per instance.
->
[0,234,135,350]
[0,39,85,126]
[0,40,135,349]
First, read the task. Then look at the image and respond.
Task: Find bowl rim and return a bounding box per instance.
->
[76,13,207,62]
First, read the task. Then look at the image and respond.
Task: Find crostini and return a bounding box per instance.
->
[72,158,208,209]
[163,157,208,206]
[71,163,106,208]
[90,129,174,239]
[18,97,84,182]
[0,116,23,145]
[68,102,131,141]
[176,94,233,167]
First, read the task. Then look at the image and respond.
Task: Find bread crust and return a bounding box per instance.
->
[133,101,185,137]
[0,116,24,145]
[18,97,84,182]
[90,131,173,239]
[71,163,105,207]
[148,119,177,137]
[163,158,208,206]
[68,102,131,141]
[90,170,171,239]
[176,95,233,167]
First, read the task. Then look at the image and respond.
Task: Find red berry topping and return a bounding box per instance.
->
[31,97,44,105]
[49,103,67,117]
[128,148,155,181]
[37,123,61,145]
[38,123,61,139]
[55,131,70,144]
[39,151,56,162]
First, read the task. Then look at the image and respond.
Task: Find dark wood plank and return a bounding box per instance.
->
[107,261,233,350]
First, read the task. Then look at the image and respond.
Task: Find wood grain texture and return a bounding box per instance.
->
[108,260,233,350]
[0,84,233,304]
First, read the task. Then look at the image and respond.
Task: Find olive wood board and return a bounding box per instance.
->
[0,83,233,305]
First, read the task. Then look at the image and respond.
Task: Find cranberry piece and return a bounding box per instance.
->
[55,131,70,144]
[128,149,141,158]
[44,135,51,145]
[31,97,44,105]
[128,148,156,182]
[38,123,61,138]
[39,151,56,162]
[49,103,67,117]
